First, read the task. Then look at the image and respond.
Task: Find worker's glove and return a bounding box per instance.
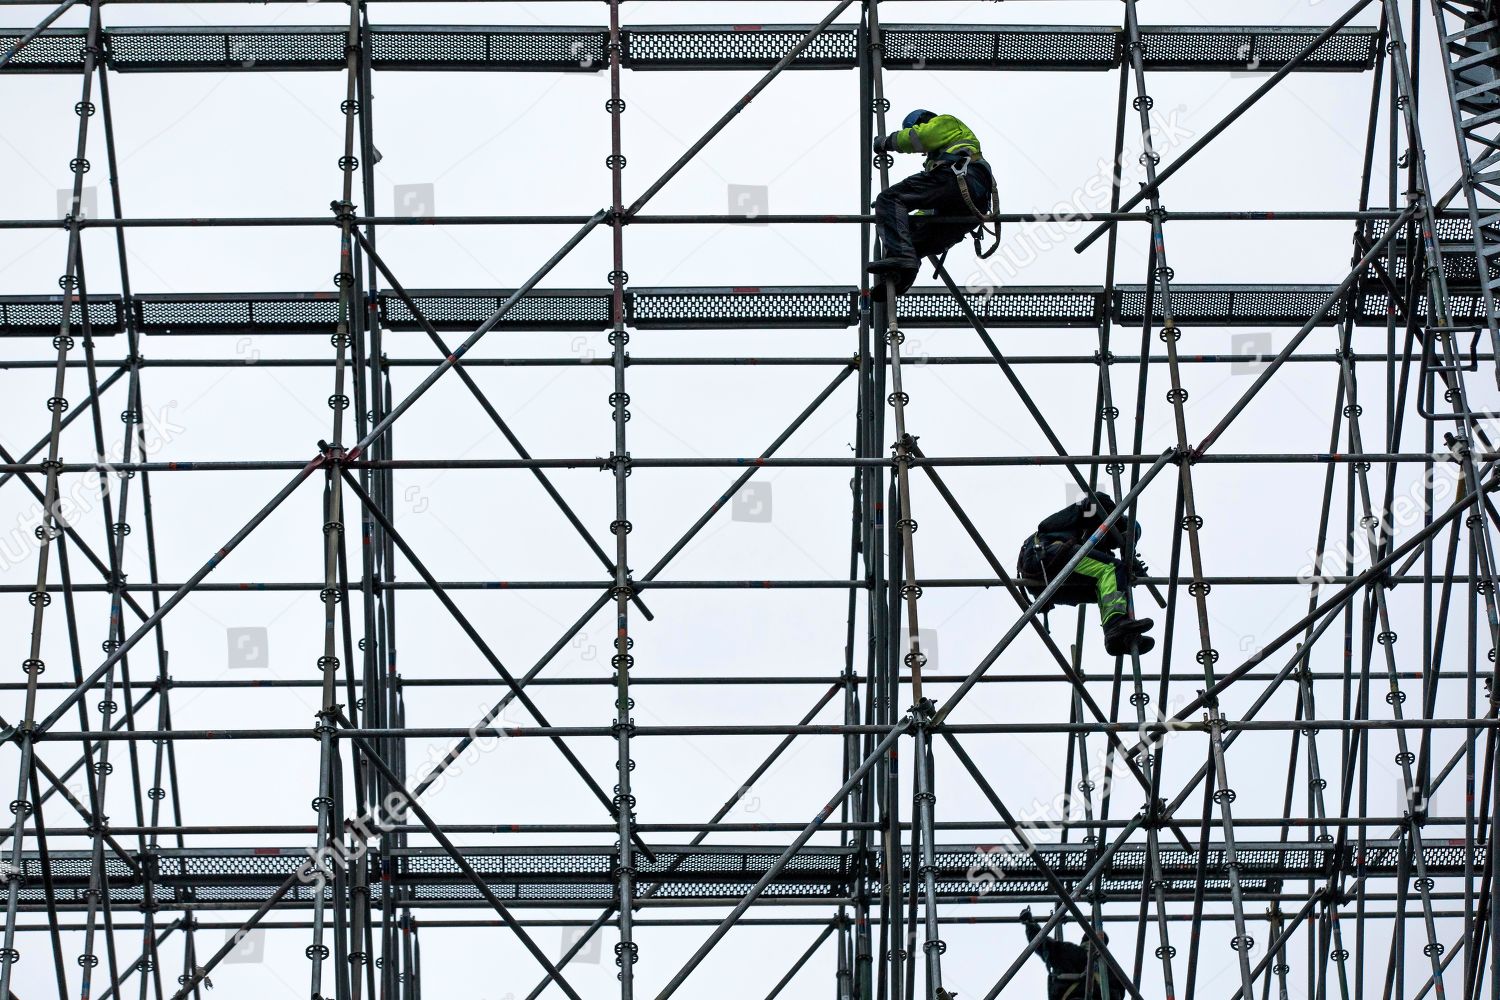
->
[1130,557,1150,579]
[871,133,887,154]
[1019,906,1033,924]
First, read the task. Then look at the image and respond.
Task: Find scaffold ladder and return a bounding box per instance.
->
[1431,0,1500,388]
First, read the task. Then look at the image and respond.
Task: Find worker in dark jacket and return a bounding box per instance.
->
[1017,491,1155,656]
[1021,907,1132,1000]
[868,109,997,295]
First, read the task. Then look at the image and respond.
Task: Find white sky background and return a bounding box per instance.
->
[2,0,1499,997]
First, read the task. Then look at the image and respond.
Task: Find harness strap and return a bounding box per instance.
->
[1031,533,1053,587]
[950,154,1002,259]
[1029,533,1058,628]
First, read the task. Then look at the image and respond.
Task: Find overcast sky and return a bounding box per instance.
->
[3,0,1497,997]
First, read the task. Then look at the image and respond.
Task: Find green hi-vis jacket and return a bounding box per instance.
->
[892,114,984,168]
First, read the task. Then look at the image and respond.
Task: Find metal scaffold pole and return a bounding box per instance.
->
[0,3,1498,1000]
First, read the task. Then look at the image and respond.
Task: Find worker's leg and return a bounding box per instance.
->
[911,217,972,259]
[1075,552,1155,655]
[911,163,994,260]
[872,169,957,268]
[1073,554,1128,624]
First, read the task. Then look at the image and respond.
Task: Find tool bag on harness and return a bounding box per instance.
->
[1017,535,1098,613]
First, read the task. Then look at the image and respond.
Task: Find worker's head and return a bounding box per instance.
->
[1087,929,1110,947]
[902,109,937,130]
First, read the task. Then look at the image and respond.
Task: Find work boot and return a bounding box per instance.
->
[867,256,919,282]
[1102,615,1155,657]
[868,257,919,299]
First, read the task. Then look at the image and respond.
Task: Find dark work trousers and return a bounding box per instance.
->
[873,161,993,265]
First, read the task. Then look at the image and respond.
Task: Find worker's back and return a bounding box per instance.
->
[1035,937,1089,1000]
[1024,913,1133,1000]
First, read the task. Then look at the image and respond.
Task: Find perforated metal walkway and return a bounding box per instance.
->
[10,841,1478,909]
[2,283,1485,337]
[0,23,1381,74]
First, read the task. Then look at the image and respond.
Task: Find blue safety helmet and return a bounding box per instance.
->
[902,109,936,130]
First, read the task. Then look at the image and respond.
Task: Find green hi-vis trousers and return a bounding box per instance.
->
[1074,555,1128,623]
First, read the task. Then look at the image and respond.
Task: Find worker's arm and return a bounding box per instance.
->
[871,130,921,154]
[872,118,945,156]
[1020,907,1059,965]
[890,118,944,155]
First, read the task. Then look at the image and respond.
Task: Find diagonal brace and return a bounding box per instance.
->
[340,468,657,863]
[336,713,586,1000]
[347,226,655,621]
[652,715,910,1000]
[942,731,1146,1000]
[1074,0,1379,252]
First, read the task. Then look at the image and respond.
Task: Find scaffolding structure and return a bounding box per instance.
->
[2,0,1500,997]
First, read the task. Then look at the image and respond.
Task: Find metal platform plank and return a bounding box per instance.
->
[621,23,857,71]
[880,24,1117,71]
[1366,211,1500,286]
[371,25,607,72]
[898,286,1104,327]
[108,25,345,72]
[0,26,87,71]
[4,282,1482,335]
[0,295,123,337]
[380,288,613,331]
[0,24,1382,75]
[628,286,858,329]
[1137,25,1379,72]
[1115,284,1348,327]
[12,841,1482,908]
[131,292,343,336]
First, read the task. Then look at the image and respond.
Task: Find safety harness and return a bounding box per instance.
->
[1023,531,1065,633]
[1053,968,1087,1000]
[926,146,1002,259]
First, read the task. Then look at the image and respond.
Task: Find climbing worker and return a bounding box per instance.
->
[1016,490,1155,656]
[1020,906,1132,1000]
[868,108,1000,295]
